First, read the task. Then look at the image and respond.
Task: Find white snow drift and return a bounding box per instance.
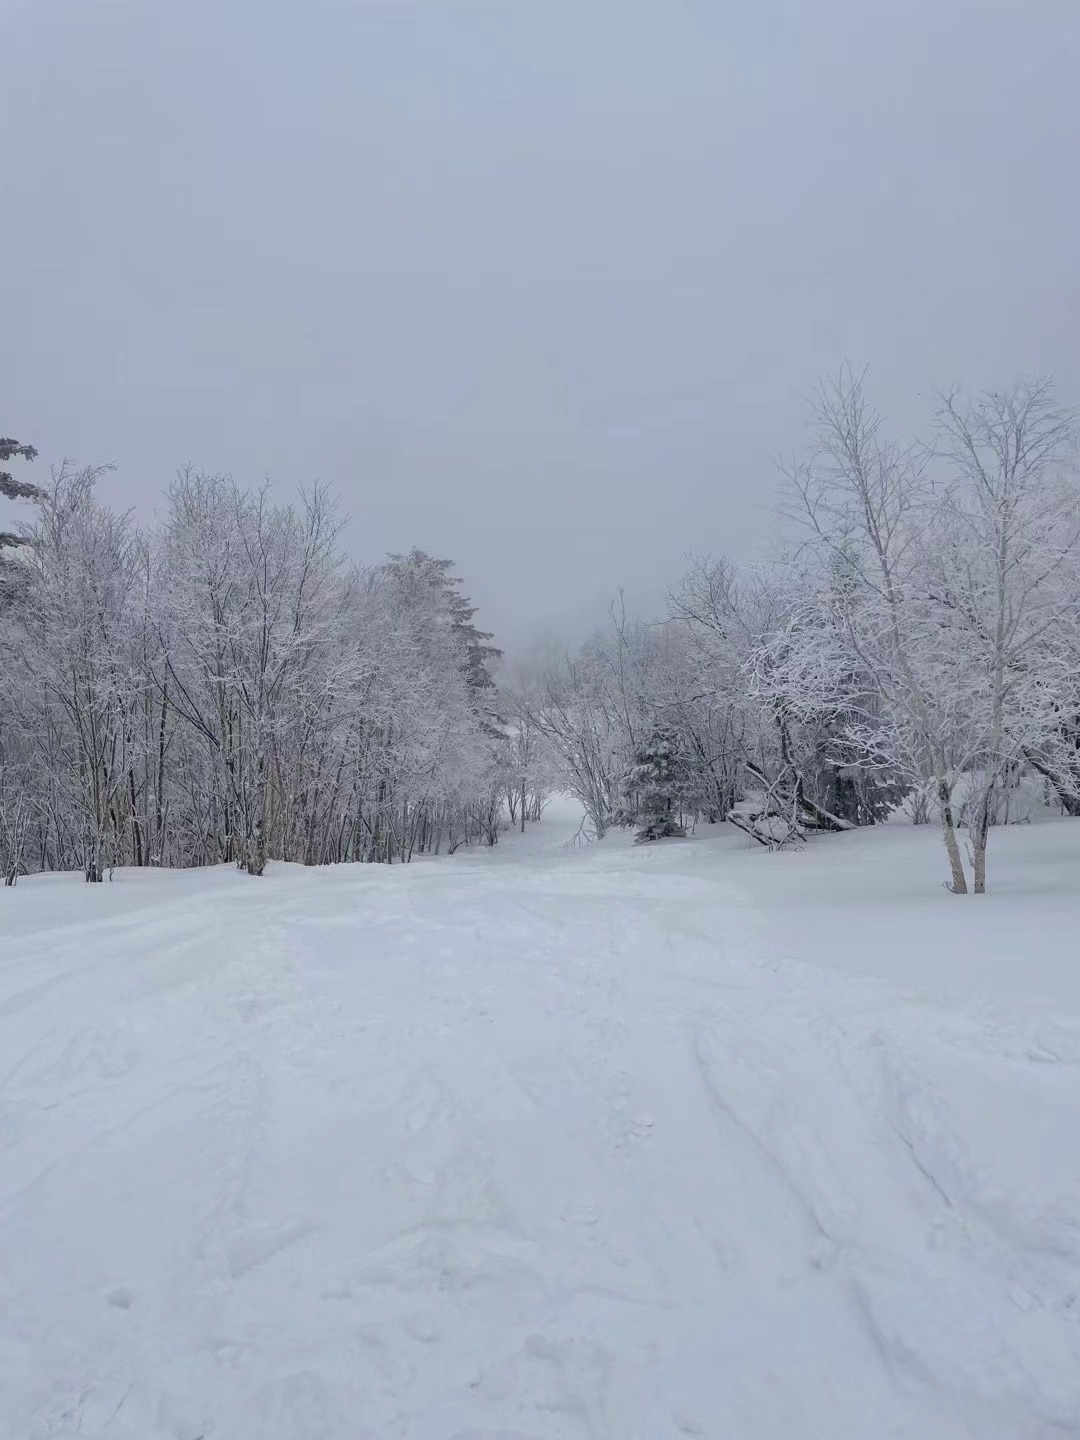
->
[2,804,1079,1439]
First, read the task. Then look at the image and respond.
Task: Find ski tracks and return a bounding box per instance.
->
[3,842,1080,1437]
[687,941,1080,1438]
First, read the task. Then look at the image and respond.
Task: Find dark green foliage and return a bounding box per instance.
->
[0,436,42,551]
[827,769,907,825]
[629,727,686,844]
[0,437,41,606]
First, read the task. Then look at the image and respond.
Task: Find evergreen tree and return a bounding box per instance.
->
[385,549,502,692]
[629,726,686,843]
[0,436,42,550]
[0,436,43,608]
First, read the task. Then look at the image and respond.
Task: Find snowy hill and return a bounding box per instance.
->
[2,804,1079,1438]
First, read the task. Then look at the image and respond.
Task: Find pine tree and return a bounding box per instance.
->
[0,436,43,608]
[385,549,502,692]
[629,727,686,843]
[0,436,42,550]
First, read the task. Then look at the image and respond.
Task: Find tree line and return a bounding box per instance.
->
[0,456,551,882]
[4,367,1079,894]
[517,371,1080,893]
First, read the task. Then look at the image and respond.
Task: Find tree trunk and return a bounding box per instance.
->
[971,790,992,895]
[937,779,968,894]
[244,740,269,876]
[246,802,267,876]
[128,767,144,866]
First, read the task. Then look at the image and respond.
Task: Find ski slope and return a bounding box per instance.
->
[2,803,1080,1439]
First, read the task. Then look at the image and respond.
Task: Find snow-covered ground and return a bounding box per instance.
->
[3,803,1080,1439]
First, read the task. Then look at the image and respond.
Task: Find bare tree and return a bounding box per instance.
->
[931,380,1079,890]
[11,467,138,880]
[784,367,975,890]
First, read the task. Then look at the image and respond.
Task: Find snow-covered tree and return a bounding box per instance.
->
[628,726,686,843]
[779,368,1080,891]
[4,366,1078,895]
[8,466,140,880]
[929,380,1079,889]
[0,465,508,878]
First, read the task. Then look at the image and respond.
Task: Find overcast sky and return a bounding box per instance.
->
[2,0,1078,647]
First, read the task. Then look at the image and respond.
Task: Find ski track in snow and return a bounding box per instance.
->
[2,807,1079,1438]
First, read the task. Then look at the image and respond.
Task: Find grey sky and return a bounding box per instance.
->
[3,0,1078,647]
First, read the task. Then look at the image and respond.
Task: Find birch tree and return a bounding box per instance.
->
[785,368,978,889]
[930,380,1079,890]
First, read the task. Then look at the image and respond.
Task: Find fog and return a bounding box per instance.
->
[3,0,1077,645]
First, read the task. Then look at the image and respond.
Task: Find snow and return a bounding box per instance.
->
[2,803,1080,1439]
